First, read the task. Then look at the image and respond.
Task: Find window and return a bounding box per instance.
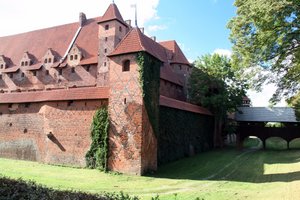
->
[71,67,75,73]
[74,55,78,60]
[119,26,122,32]
[45,70,49,75]
[104,62,107,67]
[70,55,74,61]
[122,60,130,72]
[33,71,37,76]
[85,65,90,72]
[9,73,13,78]
[25,103,30,108]
[48,58,52,63]
[67,100,74,107]
[105,24,109,30]
[179,65,182,70]
[21,73,25,77]
[0,64,3,69]
[104,49,107,53]
[59,68,63,75]
[21,62,24,66]
[0,74,2,80]
[25,61,28,66]
[105,37,108,42]
[44,58,48,63]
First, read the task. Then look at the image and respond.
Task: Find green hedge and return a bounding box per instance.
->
[0,176,138,200]
[158,106,214,165]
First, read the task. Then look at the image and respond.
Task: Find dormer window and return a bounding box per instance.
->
[20,52,33,67]
[122,59,130,72]
[105,24,109,30]
[43,48,56,65]
[67,44,83,66]
[0,55,9,69]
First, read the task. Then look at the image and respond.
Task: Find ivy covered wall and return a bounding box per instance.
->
[158,106,214,165]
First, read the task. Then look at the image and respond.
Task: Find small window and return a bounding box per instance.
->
[85,65,90,72]
[0,64,3,69]
[67,100,74,107]
[0,74,2,79]
[105,37,108,42]
[9,73,13,78]
[21,62,24,66]
[21,73,25,77]
[59,68,63,75]
[25,61,28,66]
[104,62,107,67]
[25,103,30,108]
[74,55,78,60]
[122,60,130,72]
[179,65,182,70]
[71,67,75,73]
[46,70,49,75]
[70,55,74,61]
[44,58,48,63]
[8,104,12,108]
[33,71,37,76]
[105,24,109,30]
[48,58,52,63]
[104,49,107,53]
[119,26,122,32]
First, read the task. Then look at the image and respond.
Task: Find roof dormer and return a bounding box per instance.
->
[20,52,33,67]
[67,44,83,66]
[0,55,8,69]
[43,48,56,66]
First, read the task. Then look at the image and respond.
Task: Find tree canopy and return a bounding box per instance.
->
[228,0,300,102]
[188,54,247,147]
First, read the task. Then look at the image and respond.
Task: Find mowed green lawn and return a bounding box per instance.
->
[1,139,300,200]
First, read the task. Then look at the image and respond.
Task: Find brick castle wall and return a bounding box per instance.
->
[0,99,107,167]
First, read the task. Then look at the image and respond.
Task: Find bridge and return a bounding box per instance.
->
[235,107,300,149]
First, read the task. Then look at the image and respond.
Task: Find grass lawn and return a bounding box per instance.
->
[1,145,300,199]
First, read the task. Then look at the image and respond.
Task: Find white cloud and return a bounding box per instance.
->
[0,0,160,36]
[148,25,167,32]
[213,49,232,58]
[247,84,287,107]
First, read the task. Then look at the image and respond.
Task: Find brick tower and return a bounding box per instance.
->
[97,3,129,86]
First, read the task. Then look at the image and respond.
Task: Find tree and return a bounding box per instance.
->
[188,54,247,147]
[228,0,300,102]
[287,92,300,121]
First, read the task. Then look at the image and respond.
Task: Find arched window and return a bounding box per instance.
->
[122,60,130,72]
[24,61,28,66]
[119,26,122,32]
[48,58,52,63]
[70,55,74,61]
[105,24,109,30]
[44,58,48,63]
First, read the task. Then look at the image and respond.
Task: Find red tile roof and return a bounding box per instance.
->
[97,3,127,26]
[0,87,109,103]
[0,17,99,69]
[109,28,167,62]
[0,66,19,73]
[159,40,190,65]
[160,95,213,116]
[23,63,43,71]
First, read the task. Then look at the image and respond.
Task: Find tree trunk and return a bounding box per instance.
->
[213,116,224,148]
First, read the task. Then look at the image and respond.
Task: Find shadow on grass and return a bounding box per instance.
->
[151,142,300,183]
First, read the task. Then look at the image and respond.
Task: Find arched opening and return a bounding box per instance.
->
[289,138,300,149]
[265,137,287,150]
[122,59,130,72]
[243,136,263,149]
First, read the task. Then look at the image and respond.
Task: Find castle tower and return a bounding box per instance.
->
[97,3,130,86]
[107,28,162,175]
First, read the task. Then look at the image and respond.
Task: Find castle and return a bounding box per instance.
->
[0,3,214,175]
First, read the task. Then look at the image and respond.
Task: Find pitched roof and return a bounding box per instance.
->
[109,28,167,62]
[0,17,99,69]
[0,87,109,103]
[159,40,190,65]
[160,95,212,116]
[235,107,299,123]
[98,3,127,26]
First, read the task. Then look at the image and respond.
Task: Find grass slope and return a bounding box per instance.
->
[1,146,300,199]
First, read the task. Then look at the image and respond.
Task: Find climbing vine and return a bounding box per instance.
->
[136,52,161,137]
[85,107,109,171]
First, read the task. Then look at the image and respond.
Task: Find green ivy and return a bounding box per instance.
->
[136,52,161,137]
[158,106,214,165]
[86,107,109,171]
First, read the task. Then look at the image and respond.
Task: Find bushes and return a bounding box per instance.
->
[0,176,139,200]
[86,108,109,171]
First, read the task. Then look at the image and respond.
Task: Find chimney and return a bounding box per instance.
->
[125,20,131,27]
[139,27,144,33]
[79,12,87,27]
[151,36,156,42]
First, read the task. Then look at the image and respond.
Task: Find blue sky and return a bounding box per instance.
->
[146,0,236,61]
[0,0,285,106]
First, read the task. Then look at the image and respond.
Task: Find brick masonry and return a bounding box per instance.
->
[0,100,107,167]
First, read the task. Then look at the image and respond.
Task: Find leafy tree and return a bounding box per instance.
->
[228,0,300,102]
[188,54,247,147]
[287,93,300,121]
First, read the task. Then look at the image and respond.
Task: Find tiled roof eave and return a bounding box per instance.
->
[108,50,165,63]
[97,18,128,27]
